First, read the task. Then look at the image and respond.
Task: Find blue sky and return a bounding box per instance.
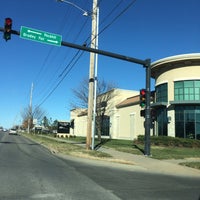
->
[0,0,200,128]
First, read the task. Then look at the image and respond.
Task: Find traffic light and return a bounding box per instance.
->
[140,109,145,117]
[139,89,146,108]
[4,17,12,41]
[151,108,157,121]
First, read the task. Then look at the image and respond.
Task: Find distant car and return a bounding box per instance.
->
[9,129,17,135]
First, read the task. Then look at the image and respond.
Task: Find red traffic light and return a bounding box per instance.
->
[4,17,12,41]
[5,18,12,26]
[140,89,146,96]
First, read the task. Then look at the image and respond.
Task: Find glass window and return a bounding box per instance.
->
[184,80,193,87]
[157,108,168,136]
[175,105,200,139]
[156,83,168,102]
[174,80,200,101]
[175,81,183,88]
[195,81,200,87]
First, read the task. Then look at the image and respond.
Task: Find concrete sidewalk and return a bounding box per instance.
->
[97,147,200,177]
[37,135,200,177]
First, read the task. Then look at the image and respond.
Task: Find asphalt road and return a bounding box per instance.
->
[0,132,200,200]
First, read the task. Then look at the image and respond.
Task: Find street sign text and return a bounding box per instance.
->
[20,26,62,46]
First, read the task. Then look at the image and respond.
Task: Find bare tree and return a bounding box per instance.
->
[71,77,116,108]
[71,78,89,109]
[21,105,46,130]
[71,77,117,141]
[95,88,119,141]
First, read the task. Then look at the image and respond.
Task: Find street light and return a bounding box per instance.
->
[56,0,89,16]
[57,0,99,150]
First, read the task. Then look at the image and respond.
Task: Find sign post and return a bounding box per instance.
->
[20,26,62,46]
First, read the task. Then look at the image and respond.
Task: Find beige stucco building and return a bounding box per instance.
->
[151,53,200,140]
[70,89,141,139]
[115,95,145,139]
[70,53,200,140]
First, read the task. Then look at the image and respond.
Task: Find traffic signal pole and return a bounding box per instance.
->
[0,26,151,156]
[145,60,151,156]
[62,39,151,155]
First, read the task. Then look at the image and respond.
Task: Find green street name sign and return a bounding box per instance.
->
[20,26,62,46]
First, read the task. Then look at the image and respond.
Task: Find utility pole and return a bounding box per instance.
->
[91,4,99,150]
[56,0,99,150]
[28,82,33,133]
[86,0,98,150]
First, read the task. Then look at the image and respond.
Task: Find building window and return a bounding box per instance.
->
[175,105,200,140]
[157,108,168,136]
[156,83,168,102]
[95,115,110,136]
[174,80,200,101]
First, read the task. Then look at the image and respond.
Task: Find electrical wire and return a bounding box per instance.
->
[37,50,85,108]
[99,0,137,36]
[99,0,124,27]
[33,8,74,87]
[35,0,136,107]
[33,1,90,105]
[35,0,137,107]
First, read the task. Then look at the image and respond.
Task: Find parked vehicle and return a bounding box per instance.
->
[9,129,17,135]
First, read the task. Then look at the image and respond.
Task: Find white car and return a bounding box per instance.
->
[9,129,17,135]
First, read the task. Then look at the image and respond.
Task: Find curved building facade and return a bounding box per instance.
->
[151,53,200,140]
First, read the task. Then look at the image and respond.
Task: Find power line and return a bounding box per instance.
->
[35,0,138,107]
[99,0,137,37]
[33,1,91,104]
[37,50,85,108]
[34,0,92,105]
[99,0,124,26]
